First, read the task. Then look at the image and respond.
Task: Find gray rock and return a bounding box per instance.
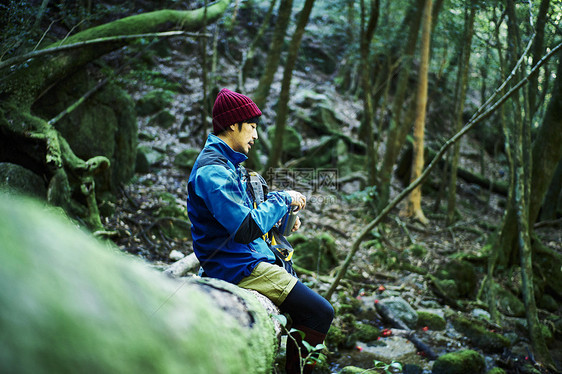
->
[378,297,418,329]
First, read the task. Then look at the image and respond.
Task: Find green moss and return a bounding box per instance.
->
[0,194,275,374]
[173,148,200,170]
[486,368,506,374]
[451,315,511,353]
[407,244,428,258]
[136,89,175,116]
[339,367,367,374]
[148,109,175,129]
[434,260,477,297]
[352,322,381,342]
[432,350,485,374]
[493,284,525,317]
[416,311,446,331]
[326,324,346,349]
[292,233,339,274]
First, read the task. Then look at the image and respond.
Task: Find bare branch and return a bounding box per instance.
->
[0,31,207,71]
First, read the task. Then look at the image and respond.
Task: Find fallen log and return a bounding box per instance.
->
[164,252,200,277]
[0,194,277,374]
[164,252,284,339]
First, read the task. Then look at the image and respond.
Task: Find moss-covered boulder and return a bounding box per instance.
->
[451,315,511,353]
[137,145,166,169]
[417,310,446,331]
[292,233,339,274]
[0,194,276,374]
[493,283,526,317]
[173,148,200,170]
[432,350,485,374]
[377,297,418,329]
[136,89,176,116]
[32,70,137,195]
[352,322,381,342]
[0,163,46,199]
[149,109,176,129]
[434,260,477,298]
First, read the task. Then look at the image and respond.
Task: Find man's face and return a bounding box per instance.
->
[229,121,258,155]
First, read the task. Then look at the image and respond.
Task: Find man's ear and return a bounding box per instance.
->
[228,123,238,132]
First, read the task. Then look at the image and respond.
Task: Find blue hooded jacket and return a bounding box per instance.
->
[187,134,292,284]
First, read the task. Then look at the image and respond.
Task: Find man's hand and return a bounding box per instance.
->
[286,190,306,211]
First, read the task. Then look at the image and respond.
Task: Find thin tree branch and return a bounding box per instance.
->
[324,40,562,300]
[0,31,207,71]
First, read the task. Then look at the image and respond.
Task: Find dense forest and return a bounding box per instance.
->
[0,0,561,373]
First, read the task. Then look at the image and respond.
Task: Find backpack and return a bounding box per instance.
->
[245,170,298,278]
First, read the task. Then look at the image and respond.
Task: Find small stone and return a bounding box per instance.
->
[169,250,185,261]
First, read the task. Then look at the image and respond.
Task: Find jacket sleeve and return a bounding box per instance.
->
[193,165,291,238]
[234,191,292,244]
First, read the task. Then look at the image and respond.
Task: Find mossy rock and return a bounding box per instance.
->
[432,350,485,374]
[538,293,558,312]
[136,89,176,116]
[416,310,446,331]
[149,110,175,129]
[451,315,510,353]
[434,260,477,298]
[352,322,381,342]
[173,148,201,170]
[493,284,525,317]
[137,145,166,167]
[0,163,46,199]
[292,233,339,274]
[32,71,137,195]
[326,324,346,349]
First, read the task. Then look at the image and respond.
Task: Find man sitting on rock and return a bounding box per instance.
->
[187,88,334,374]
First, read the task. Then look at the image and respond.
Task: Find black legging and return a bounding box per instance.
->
[279,280,334,334]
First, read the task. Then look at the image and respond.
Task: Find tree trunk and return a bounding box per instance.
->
[500,1,553,367]
[0,1,230,231]
[528,0,550,119]
[0,195,278,374]
[377,0,425,210]
[529,50,562,225]
[264,0,316,173]
[239,0,278,90]
[399,0,432,224]
[359,0,380,186]
[446,3,476,225]
[252,0,294,109]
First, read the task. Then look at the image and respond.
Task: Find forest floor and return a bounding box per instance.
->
[103,37,562,374]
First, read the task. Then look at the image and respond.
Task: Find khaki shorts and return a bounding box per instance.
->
[237,261,298,306]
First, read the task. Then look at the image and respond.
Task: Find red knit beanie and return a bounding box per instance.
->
[212,88,262,134]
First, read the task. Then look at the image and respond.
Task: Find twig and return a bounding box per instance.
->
[324,40,562,300]
[534,218,562,229]
[0,31,208,71]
